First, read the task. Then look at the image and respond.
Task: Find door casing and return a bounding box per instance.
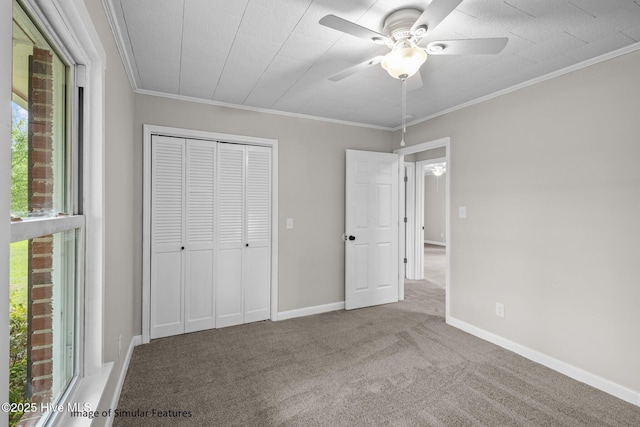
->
[394,137,451,321]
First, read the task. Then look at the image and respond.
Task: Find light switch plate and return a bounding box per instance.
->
[286,218,294,229]
[458,206,467,219]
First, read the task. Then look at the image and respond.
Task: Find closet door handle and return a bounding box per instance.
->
[245,243,249,247]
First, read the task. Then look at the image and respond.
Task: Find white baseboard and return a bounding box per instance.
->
[278,301,345,321]
[446,316,640,407]
[424,240,446,246]
[104,335,142,427]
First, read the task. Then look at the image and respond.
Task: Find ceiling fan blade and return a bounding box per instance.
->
[426,38,509,55]
[410,0,463,36]
[406,71,423,91]
[320,15,391,45]
[329,56,384,81]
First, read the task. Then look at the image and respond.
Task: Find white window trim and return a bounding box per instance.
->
[2,1,109,426]
[10,217,85,243]
[1,0,13,419]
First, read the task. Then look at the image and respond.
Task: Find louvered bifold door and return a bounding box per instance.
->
[184,140,216,333]
[216,143,245,328]
[151,136,185,339]
[244,145,271,323]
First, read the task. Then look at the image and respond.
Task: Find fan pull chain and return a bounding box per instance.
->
[400,78,407,147]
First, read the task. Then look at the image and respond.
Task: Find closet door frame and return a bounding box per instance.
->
[142,124,279,344]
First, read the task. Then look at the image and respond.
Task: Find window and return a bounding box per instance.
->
[10,1,81,425]
[11,1,70,220]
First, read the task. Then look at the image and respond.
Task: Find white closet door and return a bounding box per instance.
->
[184,140,216,333]
[216,143,245,328]
[150,136,185,339]
[245,145,271,323]
[216,143,272,327]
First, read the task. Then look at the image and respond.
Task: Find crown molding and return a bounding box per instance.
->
[135,88,394,131]
[101,0,140,92]
[396,41,640,131]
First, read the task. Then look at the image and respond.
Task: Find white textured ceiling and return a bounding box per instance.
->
[105,0,640,129]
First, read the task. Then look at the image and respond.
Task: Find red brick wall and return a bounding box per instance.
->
[26,47,55,409]
[28,47,54,217]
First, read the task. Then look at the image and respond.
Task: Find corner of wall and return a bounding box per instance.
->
[447,316,640,408]
[95,335,142,427]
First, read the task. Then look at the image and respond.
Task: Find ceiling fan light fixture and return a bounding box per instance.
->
[432,167,445,177]
[427,43,445,53]
[380,46,427,79]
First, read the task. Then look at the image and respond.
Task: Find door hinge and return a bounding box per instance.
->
[404,176,408,182]
[403,217,407,223]
[403,258,407,264]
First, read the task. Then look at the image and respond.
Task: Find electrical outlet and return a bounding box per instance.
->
[495,303,505,318]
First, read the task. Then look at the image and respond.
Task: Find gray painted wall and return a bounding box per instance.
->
[134,95,392,313]
[85,0,138,418]
[416,146,446,161]
[403,49,640,392]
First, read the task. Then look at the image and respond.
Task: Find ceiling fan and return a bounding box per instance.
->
[319,0,508,83]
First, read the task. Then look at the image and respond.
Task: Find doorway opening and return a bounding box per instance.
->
[395,137,450,320]
[416,157,446,289]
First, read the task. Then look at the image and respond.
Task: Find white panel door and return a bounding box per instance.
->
[244,145,271,323]
[151,136,185,339]
[216,143,245,328]
[184,140,216,333]
[345,149,399,310]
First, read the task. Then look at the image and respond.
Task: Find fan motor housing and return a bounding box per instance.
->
[383,8,422,41]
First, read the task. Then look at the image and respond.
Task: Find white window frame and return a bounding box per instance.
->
[2,1,108,426]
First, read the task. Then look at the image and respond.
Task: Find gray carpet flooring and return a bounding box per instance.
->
[114,282,640,426]
[423,244,446,288]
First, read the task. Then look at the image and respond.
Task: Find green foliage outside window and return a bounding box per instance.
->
[10,105,30,427]
[9,302,30,427]
[11,105,28,217]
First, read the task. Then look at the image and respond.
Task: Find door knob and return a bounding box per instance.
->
[348,235,356,241]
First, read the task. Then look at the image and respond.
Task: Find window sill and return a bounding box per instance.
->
[49,362,114,427]
[10,215,84,242]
